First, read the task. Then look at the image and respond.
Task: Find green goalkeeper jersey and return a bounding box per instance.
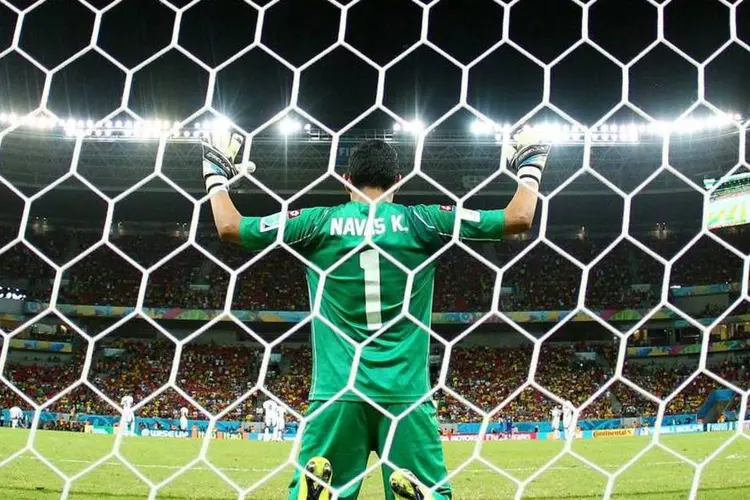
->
[239,201,505,403]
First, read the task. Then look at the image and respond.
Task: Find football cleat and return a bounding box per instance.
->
[389,469,434,500]
[298,456,333,500]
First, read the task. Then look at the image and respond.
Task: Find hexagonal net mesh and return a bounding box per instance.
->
[0,0,749,499]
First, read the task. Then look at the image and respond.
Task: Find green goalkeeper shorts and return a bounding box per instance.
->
[287,400,452,500]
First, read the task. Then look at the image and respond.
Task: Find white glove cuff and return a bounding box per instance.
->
[205,175,229,194]
[517,165,542,186]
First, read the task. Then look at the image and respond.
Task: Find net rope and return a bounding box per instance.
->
[0,0,748,498]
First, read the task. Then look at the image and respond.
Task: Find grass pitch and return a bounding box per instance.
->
[0,429,749,499]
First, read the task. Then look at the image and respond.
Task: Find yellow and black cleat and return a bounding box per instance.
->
[389,469,433,500]
[298,456,333,500]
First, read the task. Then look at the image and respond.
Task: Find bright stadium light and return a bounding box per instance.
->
[403,119,425,134]
[0,107,742,144]
[529,123,566,143]
[674,119,699,134]
[33,117,51,128]
[470,120,494,135]
[211,115,231,132]
[708,115,726,128]
[279,117,301,135]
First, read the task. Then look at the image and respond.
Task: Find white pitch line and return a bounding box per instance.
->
[11,454,750,474]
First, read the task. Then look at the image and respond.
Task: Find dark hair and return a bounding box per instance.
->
[347,139,400,190]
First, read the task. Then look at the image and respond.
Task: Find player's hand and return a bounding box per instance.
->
[505,126,550,185]
[202,127,255,194]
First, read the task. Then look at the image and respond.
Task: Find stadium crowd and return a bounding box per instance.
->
[1,338,747,425]
[1,228,744,314]
[2,225,748,426]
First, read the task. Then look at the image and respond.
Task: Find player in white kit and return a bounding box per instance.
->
[179,407,189,432]
[262,399,277,442]
[121,395,136,436]
[562,401,575,438]
[550,406,562,435]
[273,405,286,441]
[9,406,23,428]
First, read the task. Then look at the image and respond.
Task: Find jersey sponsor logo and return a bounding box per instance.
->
[439,205,455,212]
[329,216,408,236]
[288,209,301,219]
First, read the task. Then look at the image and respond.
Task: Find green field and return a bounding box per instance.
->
[0,429,749,499]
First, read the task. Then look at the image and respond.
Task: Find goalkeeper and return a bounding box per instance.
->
[203,127,548,500]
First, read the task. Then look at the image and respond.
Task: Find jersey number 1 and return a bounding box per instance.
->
[359,249,383,330]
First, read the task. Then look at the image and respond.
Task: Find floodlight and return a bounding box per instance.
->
[279,117,302,135]
[406,120,425,133]
[470,120,493,135]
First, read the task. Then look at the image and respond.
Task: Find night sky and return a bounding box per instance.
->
[0,0,748,133]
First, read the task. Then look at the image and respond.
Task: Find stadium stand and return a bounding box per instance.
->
[2,228,744,313]
[2,227,749,427]
[1,337,747,425]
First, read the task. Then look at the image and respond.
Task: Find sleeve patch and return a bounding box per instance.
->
[439,205,455,212]
[459,208,481,223]
[260,210,303,232]
[260,213,281,232]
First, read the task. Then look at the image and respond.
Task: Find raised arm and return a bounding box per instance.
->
[201,127,250,244]
[202,134,327,252]
[410,127,549,242]
[209,191,242,243]
[503,178,540,235]
[502,127,549,235]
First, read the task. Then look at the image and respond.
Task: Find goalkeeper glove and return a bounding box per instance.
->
[202,128,255,194]
[505,126,550,186]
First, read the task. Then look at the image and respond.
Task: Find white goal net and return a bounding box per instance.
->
[0,0,749,499]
